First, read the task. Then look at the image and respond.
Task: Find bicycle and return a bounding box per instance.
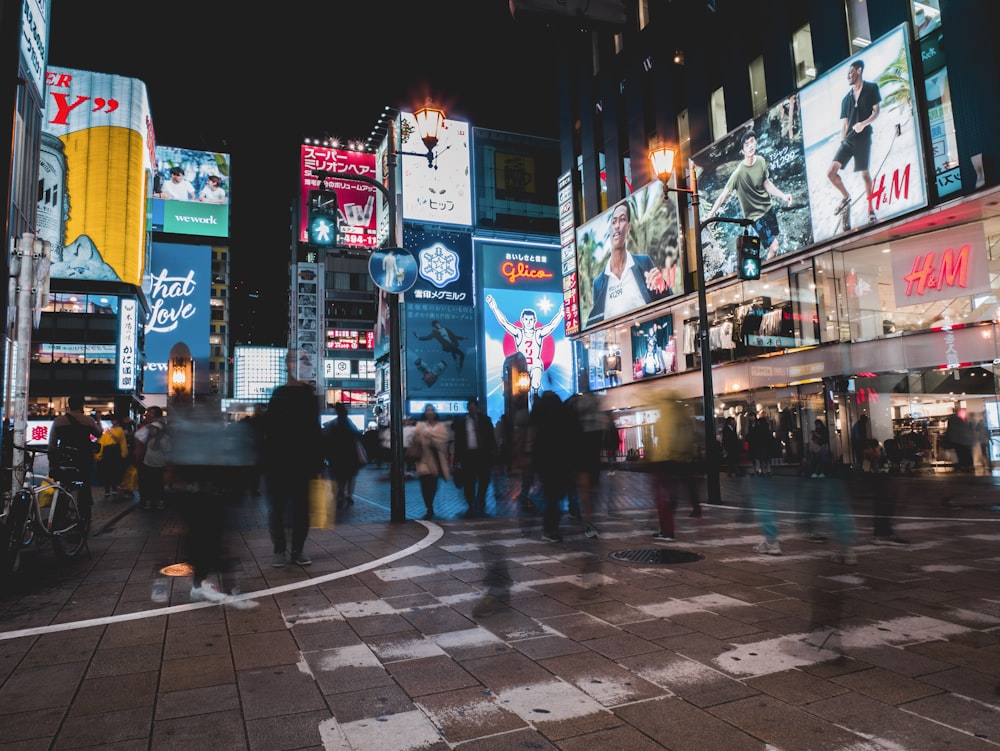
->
[1,444,89,579]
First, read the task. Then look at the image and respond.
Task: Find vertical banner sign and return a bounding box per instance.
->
[293,264,320,383]
[143,243,211,395]
[557,171,580,335]
[403,228,477,409]
[117,298,138,390]
[481,240,572,423]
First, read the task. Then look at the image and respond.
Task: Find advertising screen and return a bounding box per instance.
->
[692,94,813,280]
[629,313,676,381]
[300,146,378,249]
[480,240,571,424]
[574,179,683,331]
[42,67,153,286]
[151,145,231,238]
[401,113,472,226]
[799,24,926,242]
[143,242,212,396]
[403,227,477,409]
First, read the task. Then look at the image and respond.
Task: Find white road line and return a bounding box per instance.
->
[0,520,443,642]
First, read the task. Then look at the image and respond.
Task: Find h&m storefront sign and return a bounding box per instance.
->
[890,224,989,308]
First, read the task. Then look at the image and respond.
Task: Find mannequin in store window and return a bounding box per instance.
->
[604,350,621,387]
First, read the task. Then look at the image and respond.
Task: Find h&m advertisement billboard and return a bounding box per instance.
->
[574,179,685,331]
[42,67,153,287]
[691,24,926,281]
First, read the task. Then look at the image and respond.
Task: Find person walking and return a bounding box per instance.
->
[95,415,129,499]
[413,404,451,520]
[264,349,323,567]
[133,406,171,511]
[451,398,497,517]
[722,416,743,477]
[323,402,365,511]
[809,418,830,478]
[647,390,701,541]
[530,391,575,542]
[748,412,775,477]
[48,394,102,522]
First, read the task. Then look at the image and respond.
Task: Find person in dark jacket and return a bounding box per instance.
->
[451,398,497,517]
[721,416,743,477]
[48,393,102,521]
[530,391,576,542]
[323,402,365,510]
[264,349,323,568]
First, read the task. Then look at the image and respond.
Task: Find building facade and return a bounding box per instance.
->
[544,0,1000,470]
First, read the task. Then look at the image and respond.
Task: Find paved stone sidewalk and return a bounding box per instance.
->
[0,468,998,749]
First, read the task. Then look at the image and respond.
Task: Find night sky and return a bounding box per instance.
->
[46,0,562,345]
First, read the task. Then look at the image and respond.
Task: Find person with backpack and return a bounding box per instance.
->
[48,394,102,522]
[322,402,365,511]
[134,406,171,511]
[96,415,129,499]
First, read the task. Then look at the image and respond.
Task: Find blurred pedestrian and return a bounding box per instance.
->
[945,407,974,472]
[748,412,775,477]
[323,402,365,510]
[808,418,830,478]
[512,406,535,511]
[237,404,265,497]
[264,349,323,567]
[531,391,575,542]
[413,404,451,520]
[851,413,871,471]
[973,415,992,470]
[647,390,701,541]
[603,411,619,475]
[48,394,102,522]
[96,415,128,499]
[451,398,496,517]
[566,392,603,538]
[134,405,171,511]
[722,416,743,477]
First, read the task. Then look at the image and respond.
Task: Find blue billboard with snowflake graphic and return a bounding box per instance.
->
[479,239,572,424]
[403,228,478,413]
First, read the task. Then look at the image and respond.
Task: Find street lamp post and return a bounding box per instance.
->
[310,102,445,523]
[648,147,721,505]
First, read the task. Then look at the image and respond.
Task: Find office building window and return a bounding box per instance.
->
[749,55,767,117]
[792,24,816,87]
[710,87,727,143]
[847,0,872,53]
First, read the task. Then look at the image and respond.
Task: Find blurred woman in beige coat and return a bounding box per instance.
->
[413,404,451,520]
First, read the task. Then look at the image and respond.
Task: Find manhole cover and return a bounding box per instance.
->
[610,549,703,564]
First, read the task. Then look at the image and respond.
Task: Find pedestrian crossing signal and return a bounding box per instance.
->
[738,234,761,280]
[308,189,338,247]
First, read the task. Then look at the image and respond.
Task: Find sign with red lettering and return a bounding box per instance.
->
[890,224,989,307]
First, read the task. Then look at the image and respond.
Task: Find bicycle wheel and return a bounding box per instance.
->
[50,487,87,559]
[1,491,31,577]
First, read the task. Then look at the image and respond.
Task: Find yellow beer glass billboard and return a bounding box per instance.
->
[42,67,153,286]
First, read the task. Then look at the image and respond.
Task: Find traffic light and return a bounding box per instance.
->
[307,189,338,247]
[737,233,761,280]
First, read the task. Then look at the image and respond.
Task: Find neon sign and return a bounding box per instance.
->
[903,244,970,297]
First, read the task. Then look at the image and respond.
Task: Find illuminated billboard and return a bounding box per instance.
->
[574,179,684,331]
[300,145,378,249]
[480,240,571,424]
[629,313,676,381]
[403,227,477,409]
[401,113,472,226]
[799,24,926,242]
[42,67,153,286]
[151,145,231,238]
[143,242,212,396]
[692,94,813,280]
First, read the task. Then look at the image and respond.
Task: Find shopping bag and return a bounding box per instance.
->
[119,464,138,493]
[309,476,337,529]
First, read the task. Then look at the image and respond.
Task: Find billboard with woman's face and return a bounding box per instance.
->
[575,180,684,331]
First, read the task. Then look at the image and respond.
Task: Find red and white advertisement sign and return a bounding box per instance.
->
[300,146,378,249]
[890,224,989,308]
